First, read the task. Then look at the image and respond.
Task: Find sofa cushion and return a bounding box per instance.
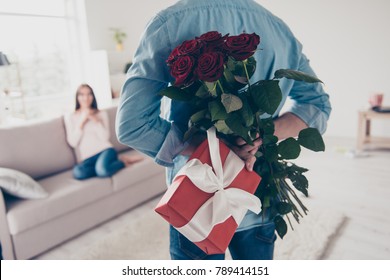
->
[112,150,165,192]
[106,106,130,153]
[0,117,76,179]
[6,170,112,235]
[0,168,48,199]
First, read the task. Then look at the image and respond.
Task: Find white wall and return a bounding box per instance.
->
[84,0,177,73]
[256,0,390,138]
[84,0,390,138]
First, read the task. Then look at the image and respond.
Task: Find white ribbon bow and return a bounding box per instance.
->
[174,127,261,243]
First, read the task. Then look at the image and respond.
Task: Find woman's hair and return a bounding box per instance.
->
[75,84,98,111]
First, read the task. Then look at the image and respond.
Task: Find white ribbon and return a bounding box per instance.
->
[173,127,261,243]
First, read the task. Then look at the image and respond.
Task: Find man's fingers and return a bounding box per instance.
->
[235,138,246,146]
[249,148,258,155]
[226,135,262,171]
[245,156,256,172]
[238,138,262,152]
[235,133,261,146]
[231,145,258,160]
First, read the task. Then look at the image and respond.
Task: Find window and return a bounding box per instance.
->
[0,0,87,123]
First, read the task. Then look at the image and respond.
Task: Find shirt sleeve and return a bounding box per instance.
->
[64,113,83,148]
[116,15,187,167]
[286,52,332,134]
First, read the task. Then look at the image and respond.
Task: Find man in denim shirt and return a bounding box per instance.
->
[116,0,331,260]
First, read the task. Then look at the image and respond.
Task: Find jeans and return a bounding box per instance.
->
[72,148,125,180]
[169,222,277,260]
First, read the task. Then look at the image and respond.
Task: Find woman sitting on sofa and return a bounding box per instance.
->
[64,84,142,180]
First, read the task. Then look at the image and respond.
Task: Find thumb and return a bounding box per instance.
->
[245,156,256,172]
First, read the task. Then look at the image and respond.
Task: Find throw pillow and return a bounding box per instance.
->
[0,168,48,199]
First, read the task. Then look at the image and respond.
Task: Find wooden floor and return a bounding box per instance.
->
[297,137,390,259]
[34,136,390,260]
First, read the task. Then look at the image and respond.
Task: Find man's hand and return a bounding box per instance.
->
[181,132,261,172]
[227,135,262,172]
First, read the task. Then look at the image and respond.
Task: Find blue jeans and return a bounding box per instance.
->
[73,148,125,180]
[169,222,277,260]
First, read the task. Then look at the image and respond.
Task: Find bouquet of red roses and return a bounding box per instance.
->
[159,31,325,239]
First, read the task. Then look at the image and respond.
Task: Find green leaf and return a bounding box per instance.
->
[289,174,309,197]
[159,86,194,101]
[276,202,293,215]
[221,68,248,92]
[298,128,325,152]
[227,56,257,80]
[208,100,228,121]
[227,57,245,77]
[278,137,301,160]
[221,93,243,113]
[255,159,271,177]
[250,80,282,115]
[263,144,278,162]
[239,95,254,127]
[288,163,309,174]
[190,109,208,124]
[262,135,278,145]
[214,120,234,134]
[195,84,210,99]
[274,216,288,239]
[258,117,275,136]
[249,129,257,140]
[204,81,217,97]
[244,56,256,80]
[225,113,253,145]
[222,67,237,84]
[274,69,323,83]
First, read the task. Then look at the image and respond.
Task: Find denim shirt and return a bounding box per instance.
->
[116,0,331,231]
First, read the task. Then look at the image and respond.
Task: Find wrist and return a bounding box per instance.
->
[274,112,308,140]
[180,132,206,156]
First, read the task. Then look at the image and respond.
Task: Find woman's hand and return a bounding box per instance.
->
[78,109,101,129]
[87,111,102,123]
[79,110,91,129]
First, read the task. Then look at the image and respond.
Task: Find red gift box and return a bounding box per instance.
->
[155,131,261,255]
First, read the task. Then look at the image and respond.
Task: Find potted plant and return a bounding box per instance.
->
[110,28,127,51]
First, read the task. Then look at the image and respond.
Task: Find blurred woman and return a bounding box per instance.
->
[64,84,142,180]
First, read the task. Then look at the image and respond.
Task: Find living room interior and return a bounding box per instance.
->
[1,0,390,260]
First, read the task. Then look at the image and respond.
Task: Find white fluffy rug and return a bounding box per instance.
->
[71,207,345,260]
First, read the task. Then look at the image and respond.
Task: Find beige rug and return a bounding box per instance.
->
[71,206,345,260]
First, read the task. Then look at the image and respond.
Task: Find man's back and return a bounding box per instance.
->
[118,0,330,167]
[134,0,300,83]
[117,0,331,260]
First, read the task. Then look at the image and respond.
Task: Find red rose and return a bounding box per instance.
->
[177,39,204,57]
[195,52,225,82]
[170,55,196,86]
[224,33,260,61]
[197,31,228,52]
[166,46,180,66]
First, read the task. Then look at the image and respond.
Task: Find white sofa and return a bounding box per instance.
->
[0,106,166,259]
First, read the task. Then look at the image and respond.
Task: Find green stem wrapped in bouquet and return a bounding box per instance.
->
[160,31,325,238]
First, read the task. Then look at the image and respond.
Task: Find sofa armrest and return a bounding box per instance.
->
[0,189,15,259]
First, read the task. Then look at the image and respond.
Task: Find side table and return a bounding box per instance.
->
[357,109,390,151]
